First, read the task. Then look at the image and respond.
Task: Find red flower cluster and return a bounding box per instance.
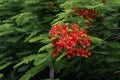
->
[49,23,91,58]
[71,8,97,27]
[77,9,97,19]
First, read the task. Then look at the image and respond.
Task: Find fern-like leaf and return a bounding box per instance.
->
[38,43,52,52]
[0,62,12,70]
[15,12,37,26]
[14,53,49,68]
[19,56,51,80]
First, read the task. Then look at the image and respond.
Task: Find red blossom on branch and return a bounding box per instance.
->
[71,8,97,27]
[49,23,91,58]
[77,9,97,19]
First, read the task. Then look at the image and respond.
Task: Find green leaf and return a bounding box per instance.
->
[105,57,120,63]
[6,36,22,43]
[107,42,120,49]
[15,12,37,26]
[0,73,3,78]
[28,34,50,43]
[24,31,38,42]
[14,54,48,68]
[54,58,67,74]
[38,43,52,52]
[34,54,50,66]
[17,65,29,72]
[0,24,12,31]
[86,4,104,9]
[90,36,103,44]
[0,62,12,70]
[19,57,51,80]
[0,30,14,37]
[55,53,65,62]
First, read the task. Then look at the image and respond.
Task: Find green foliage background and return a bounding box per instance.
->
[0,0,120,80]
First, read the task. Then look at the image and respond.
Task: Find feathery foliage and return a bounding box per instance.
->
[0,0,120,80]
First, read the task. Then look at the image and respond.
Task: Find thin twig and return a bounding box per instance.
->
[88,28,120,31]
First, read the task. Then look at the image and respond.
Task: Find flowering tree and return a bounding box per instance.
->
[0,0,120,80]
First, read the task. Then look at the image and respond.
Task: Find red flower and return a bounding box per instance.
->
[71,8,77,13]
[85,9,97,19]
[73,48,91,57]
[70,33,79,42]
[56,39,65,52]
[71,23,79,32]
[77,9,97,19]
[52,50,58,57]
[77,9,85,17]
[102,0,106,4]
[49,26,57,37]
[52,39,58,47]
